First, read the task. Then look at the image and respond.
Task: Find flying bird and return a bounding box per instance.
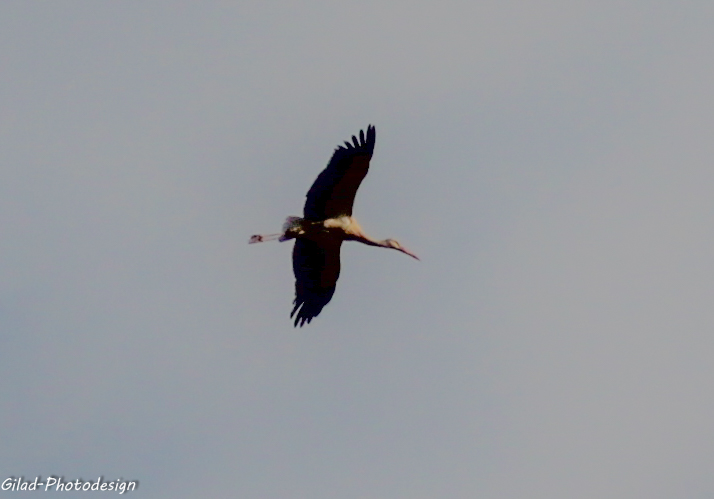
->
[250,125,419,327]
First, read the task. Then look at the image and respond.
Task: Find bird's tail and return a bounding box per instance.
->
[279,216,303,241]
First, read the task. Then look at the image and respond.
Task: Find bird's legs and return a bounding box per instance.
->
[249,233,282,244]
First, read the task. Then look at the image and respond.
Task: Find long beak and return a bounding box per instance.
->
[399,247,420,261]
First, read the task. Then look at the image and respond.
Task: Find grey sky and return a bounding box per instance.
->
[1,2,713,498]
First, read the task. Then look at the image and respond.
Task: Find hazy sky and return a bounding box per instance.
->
[2,2,713,498]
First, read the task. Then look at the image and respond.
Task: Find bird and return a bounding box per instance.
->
[250,125,419,327]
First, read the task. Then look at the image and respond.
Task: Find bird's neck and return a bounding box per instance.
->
[352,234,388,248]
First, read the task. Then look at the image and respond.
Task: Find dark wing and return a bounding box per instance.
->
[290,238,342,327]
[303,125,376,220]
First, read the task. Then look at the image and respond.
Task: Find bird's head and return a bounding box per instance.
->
[384,239,420,260]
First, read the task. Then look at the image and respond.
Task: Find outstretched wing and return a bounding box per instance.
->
[303,125,376,220]
[291,238,342,327]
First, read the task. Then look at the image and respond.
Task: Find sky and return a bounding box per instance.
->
[1,2,713,498]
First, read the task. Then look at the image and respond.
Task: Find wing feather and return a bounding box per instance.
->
[303,125,376,220]
[291,238,342,327]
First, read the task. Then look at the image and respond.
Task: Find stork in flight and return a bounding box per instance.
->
[250,125,419,327]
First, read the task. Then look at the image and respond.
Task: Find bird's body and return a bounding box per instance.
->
[250,125,419,327]
[281,216,369,244]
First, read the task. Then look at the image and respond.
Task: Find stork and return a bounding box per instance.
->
[250,125,419,327]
